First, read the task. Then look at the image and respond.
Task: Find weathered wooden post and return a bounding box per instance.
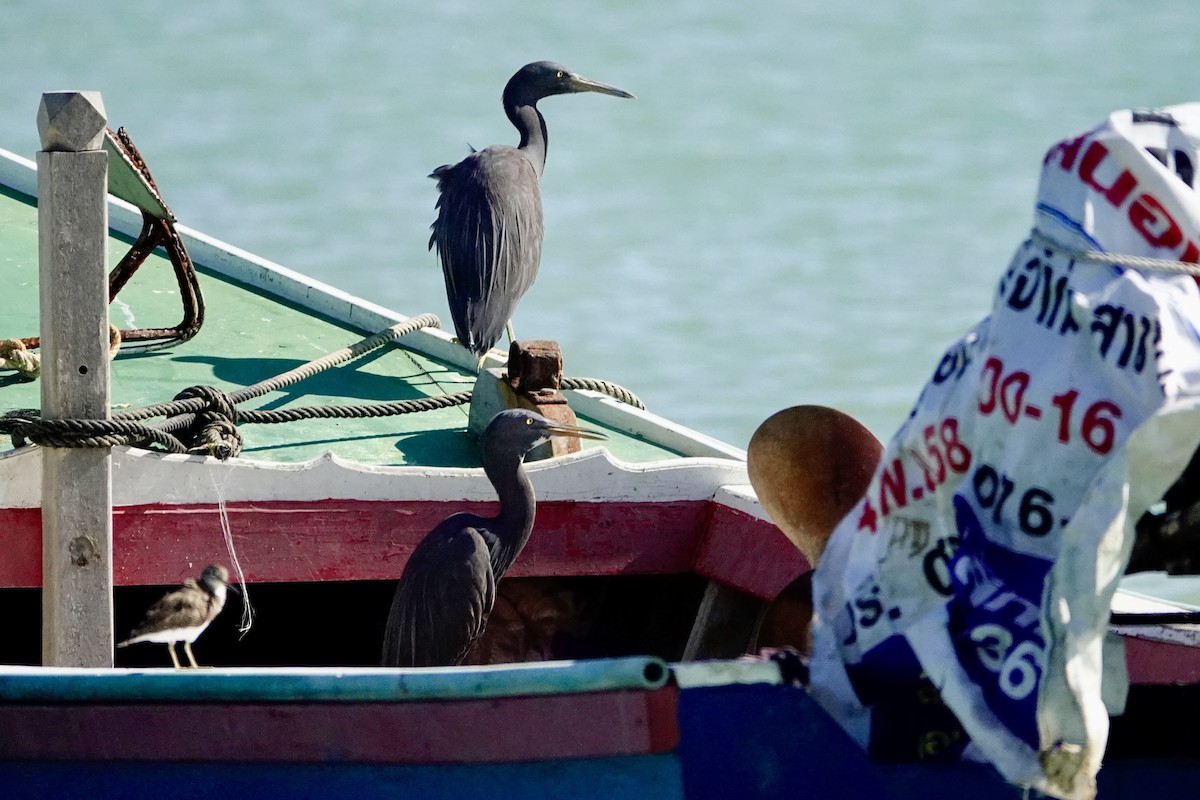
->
[37,91,114,667]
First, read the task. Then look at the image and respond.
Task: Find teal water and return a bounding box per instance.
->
[2,1,1199,449]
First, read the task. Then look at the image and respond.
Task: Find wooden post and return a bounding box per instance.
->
[37,91,114,667]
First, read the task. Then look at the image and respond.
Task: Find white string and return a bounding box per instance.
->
[209,470,254,637]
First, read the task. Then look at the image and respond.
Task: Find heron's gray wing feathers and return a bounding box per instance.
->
[429,146,543,356]
[382,521,497,667]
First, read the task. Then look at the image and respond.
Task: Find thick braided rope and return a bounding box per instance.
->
[3,317,444,452]
[7,416,188,452]
[112,315,443,424]
[1,313,653,451]
[560,377,646,410]
[235,391,472,423]
[232,314,441,404]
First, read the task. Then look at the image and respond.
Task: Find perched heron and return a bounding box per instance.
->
[429,61,635,359]
[117,564,237,669]
[382,409,606,667]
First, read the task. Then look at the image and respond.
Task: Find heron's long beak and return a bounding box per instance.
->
[546,421,608,441]
[567,74,636,100]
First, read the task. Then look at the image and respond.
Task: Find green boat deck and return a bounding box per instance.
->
[0,182,681,467]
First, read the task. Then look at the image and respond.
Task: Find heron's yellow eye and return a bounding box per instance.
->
[556,71,564,79]
[526,418,534,425]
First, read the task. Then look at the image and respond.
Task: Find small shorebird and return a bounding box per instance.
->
[118,564,237,668]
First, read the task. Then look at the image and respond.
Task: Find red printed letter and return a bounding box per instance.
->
[1128,193,1184,250]
[1079,142,1137,207]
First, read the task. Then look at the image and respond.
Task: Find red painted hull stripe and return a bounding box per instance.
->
[1121,635,1200,685]
[0,686,681,764]
[0,500,809,599]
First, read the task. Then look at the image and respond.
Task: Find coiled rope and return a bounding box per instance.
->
[235,392,473,424]
[3,315,445,457]
[2,313,645,458]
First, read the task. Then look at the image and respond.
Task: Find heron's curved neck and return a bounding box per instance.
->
[484,449,537,570]
[506,101,548,178]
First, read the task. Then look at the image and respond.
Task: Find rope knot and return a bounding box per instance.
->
[172,385,237,419]
[169,385,242,460]
[189,411,244,460]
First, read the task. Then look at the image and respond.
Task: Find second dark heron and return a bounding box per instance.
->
[429,61,635,360]
[381,409,606,667]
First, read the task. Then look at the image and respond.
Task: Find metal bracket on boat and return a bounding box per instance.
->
[9,127,205,361]
[468,340,585,461]
[102,127,205,353]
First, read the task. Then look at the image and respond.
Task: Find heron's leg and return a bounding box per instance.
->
[183,641,199,669]
[166,643,181,669]
[505,321,516,346]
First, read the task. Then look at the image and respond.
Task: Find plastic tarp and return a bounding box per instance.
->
[810,104,1200,799]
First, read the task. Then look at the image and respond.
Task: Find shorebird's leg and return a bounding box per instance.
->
[167,643,181,669]
[184,642,199,669]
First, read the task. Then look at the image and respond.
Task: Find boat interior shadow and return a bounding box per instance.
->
[388,426,479,466]
[1108,684,1200,760]
[0,574,711,669]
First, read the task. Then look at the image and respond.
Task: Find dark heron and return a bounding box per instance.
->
[429,61,635,359]
[117,564,238,669]
[382,409,606,667]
